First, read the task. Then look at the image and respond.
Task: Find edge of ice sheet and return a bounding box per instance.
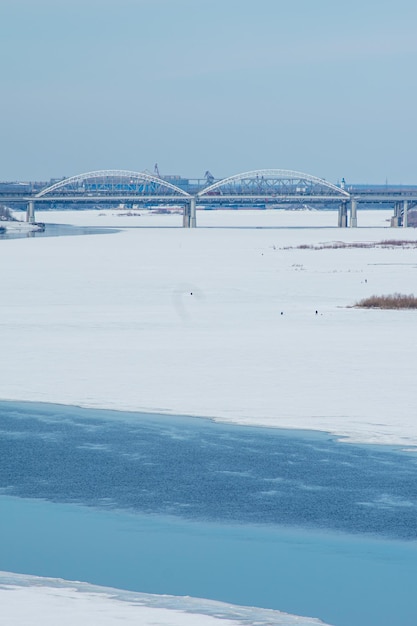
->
[0,571,332,626]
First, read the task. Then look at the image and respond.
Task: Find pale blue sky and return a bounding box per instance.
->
[1,0,417,183]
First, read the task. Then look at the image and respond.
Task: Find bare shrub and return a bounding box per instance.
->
[378,239,417,247]
[282,240,417,250]
[355,293,417,309]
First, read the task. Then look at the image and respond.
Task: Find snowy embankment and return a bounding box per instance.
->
[1,219,42,233]
[0,572,329,626]
[1,207,416,448]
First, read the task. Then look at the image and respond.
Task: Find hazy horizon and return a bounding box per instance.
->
[1,0,417,185]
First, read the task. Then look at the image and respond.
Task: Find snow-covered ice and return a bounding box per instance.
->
[1,208,416,447]
[0,571,330,626]
[1,220,42,234]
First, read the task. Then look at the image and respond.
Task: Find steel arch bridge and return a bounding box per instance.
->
[197,169,350,201]
[35,169,191,200]
[24,168,362,227]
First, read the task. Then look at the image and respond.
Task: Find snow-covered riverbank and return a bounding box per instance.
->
[0,572,329,626]
[1,218,43,234]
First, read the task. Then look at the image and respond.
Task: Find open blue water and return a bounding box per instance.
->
[0,222,119,240]
[0,401,416,625]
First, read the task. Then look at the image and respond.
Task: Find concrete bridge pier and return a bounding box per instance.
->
[26,200,35,223]
[183,197,197,228]
[391,200,409,227]
[350,197,357,227]
[183,201,191,227]
[338,201,348,227]
[391,202,401,227]
[190,197,197,228]
[403,200,408,227]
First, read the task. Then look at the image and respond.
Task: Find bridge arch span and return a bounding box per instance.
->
[35,169,191,198]
[198,169,350,199]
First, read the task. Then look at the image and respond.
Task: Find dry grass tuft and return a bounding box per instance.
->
[282,240,417,250]
[355,294,417,309]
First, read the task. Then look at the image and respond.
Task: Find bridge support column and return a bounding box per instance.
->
[390,202,401,227]
[338,201,348,227]
[183,198,197,228]
[190,197,197,228]
[183,202,191,228]
[350,198,357,227]
[403,200,408,227]
[26,200,35,223]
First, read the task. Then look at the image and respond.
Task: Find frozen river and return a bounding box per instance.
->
[1,401,416,626]
[2,208,417,625]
